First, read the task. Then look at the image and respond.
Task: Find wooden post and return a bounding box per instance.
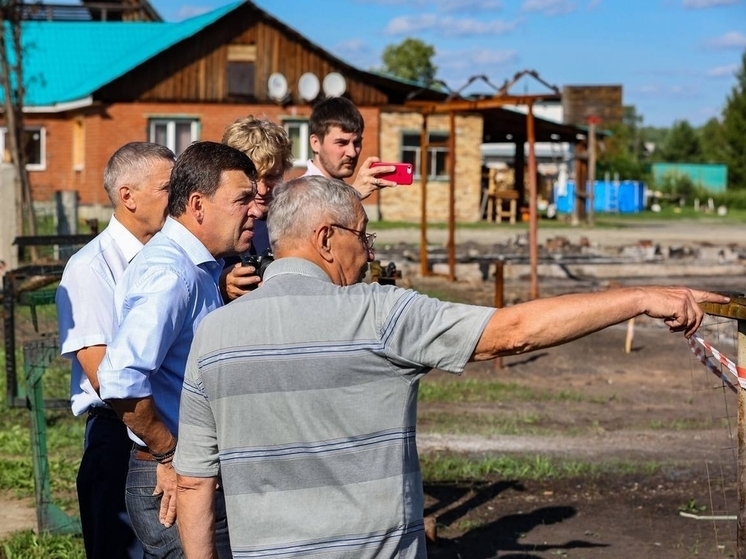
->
[736,319,746,559]
[573,140,588,225]
[493,260,504,371]
[447,111,456,282]
[526,102,539,300]
[419,113,429,277]
[699,294,746,558]
[587,119,597,227]
[514,137,525,208]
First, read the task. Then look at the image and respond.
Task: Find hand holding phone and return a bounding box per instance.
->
[370,162,414,185]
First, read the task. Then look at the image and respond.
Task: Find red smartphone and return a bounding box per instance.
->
[370,162,414,185]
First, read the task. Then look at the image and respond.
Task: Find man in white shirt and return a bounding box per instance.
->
[304,96,397,200]
[56,142,175,559]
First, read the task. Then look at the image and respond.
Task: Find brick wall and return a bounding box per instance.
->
[11,102,382,211]
[378,111,483,223]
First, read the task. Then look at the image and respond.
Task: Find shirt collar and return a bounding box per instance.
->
[107,215,143,263]
[160,217,223,275]
[305,159,327,177]
[262,257,332,284]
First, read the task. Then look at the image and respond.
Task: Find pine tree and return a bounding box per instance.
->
[722,49,746,189]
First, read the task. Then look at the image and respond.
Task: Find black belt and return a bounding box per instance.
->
[87,407,119,419]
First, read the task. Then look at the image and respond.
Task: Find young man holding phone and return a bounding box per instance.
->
[304,96,411,199]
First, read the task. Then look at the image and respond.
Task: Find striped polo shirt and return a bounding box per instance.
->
[175,257,494,558]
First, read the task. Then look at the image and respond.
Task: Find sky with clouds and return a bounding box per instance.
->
[155,0,746,127]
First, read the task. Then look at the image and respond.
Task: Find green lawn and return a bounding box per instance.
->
[370,206,746,230]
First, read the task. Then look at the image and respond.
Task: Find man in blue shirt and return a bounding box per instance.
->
[98,141,260,558]
[56,142,174,559]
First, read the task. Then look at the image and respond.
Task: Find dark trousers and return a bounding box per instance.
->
[125,451,232,559]
[78,409,143,559]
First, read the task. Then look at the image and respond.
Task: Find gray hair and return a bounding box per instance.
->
[103,142,175,206]
[268,176,361,252]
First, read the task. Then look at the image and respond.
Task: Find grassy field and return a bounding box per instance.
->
[370,206,746,230]
[0,299,86,557]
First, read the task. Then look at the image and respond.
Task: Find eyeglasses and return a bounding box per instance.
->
[330,223,376,250]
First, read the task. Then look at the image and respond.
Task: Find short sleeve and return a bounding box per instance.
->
[173,332,220,478]
[381,290,495,374]
[57,260,117,358]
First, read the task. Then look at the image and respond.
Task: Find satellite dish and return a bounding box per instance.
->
[298,72,320,102]
[268,73,288,102]
[322,72,346,97]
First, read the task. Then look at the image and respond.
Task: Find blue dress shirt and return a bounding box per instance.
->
[98,217,224,444]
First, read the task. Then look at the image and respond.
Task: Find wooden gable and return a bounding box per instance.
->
[96,2,392,106]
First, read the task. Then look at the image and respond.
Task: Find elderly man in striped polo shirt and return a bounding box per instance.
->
[174,175,726,559]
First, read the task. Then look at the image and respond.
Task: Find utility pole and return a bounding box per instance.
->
[0,0,37,247]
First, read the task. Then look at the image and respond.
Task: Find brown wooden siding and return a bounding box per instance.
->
[98,8,388,106]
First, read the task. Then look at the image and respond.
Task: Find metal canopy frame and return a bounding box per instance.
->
[403,70,599,298]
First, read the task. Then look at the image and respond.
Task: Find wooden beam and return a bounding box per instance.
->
[405,94,562,113]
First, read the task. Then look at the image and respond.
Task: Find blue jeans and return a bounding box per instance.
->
[78,410,142,559]
[125,450,232,558]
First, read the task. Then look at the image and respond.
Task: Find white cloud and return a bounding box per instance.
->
[332,39,378,69]
[355,0,503,8]
[384,14,520,36]
[636,85,661,94]
[436,48,520,85]
[435,0,504,11]
[587,0,602,9]
[706,63,739,77]
[175,5,211,21]
[706,31,746,49]
[683,0,740,8]
[521,0,579,16]
[335,38,372,55]
[634,83,702,98]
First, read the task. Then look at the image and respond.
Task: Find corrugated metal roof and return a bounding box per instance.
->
[5,2,240,107]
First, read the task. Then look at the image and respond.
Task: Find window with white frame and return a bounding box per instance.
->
[0,126,46,171]
[283,119,312,167]
[401,131,450,180]
[148,119,199,156]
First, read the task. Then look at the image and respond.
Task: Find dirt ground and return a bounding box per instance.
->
[409,273,743,559]
[2,220,745,558]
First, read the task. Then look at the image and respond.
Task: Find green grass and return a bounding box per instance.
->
[370,207,746,230]
[421,453,662,483]
[0,530,84,559]
[419,410,544,436]
[418,378,588,404]
[0,340,83,502]
[648,418,726,431]
[0,297,85,556]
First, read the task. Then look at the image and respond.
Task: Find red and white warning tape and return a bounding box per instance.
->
[688,334,745,392]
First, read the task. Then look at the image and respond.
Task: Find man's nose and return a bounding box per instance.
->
[367,247,375,262]
[248,201,263,218]
[345,144,358,157]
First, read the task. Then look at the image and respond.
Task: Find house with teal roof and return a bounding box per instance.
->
[1,0,445,220]
[2,0,588,223]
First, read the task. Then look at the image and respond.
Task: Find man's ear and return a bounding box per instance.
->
[187,192,205,222]
[118,185,136,211]
[309,134,321,156]
[313,224,334,262]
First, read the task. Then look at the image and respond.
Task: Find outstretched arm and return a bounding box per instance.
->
[472,286,729,361]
